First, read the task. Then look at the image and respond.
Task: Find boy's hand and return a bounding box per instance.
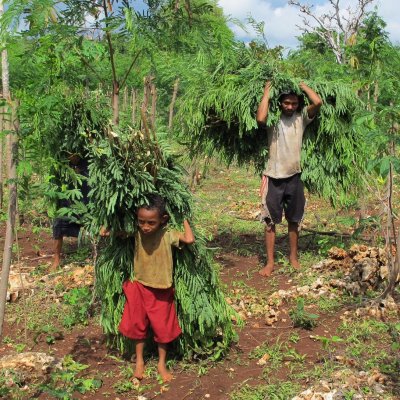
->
[100,226,110,237]
[179,220,195,245]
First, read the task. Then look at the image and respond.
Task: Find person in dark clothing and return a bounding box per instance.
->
[51,155,89,271]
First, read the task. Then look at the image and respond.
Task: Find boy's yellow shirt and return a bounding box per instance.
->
[133,226,181,289]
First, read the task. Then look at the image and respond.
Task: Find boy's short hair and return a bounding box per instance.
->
[139,193,167,216]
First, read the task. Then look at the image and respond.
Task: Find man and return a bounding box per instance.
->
[256,81,322,277]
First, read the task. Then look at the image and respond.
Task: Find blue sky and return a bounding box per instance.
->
[216,0,400,51]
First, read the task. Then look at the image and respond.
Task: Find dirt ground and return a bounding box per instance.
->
[0,230,341,400]
[0,168,399,399]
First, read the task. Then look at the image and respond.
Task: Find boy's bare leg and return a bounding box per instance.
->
[288,222,300,269]
[259,224,276,277]
[157,342,173,382]
[50,237,63,271]
[134,339,146,380]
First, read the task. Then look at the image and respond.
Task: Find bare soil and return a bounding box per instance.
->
[0,180,399,399]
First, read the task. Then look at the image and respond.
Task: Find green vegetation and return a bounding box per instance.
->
[289,298,319,330]
[0,0,399,399]
[41,356,102,398]
[230,381,301,400]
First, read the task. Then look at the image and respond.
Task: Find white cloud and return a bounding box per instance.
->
[217,0,400,50]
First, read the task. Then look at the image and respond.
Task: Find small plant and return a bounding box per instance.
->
[41,355,102,398]
[312,335,344,350]
[344,389,357,400]
[15,343,27,353]
[113,379,135,393]
[289,298,319,330]
[0,369,27,399]
[62,287,92,328]
[289,332,300,343]
[2,336,13,344]
[30,264,48,277]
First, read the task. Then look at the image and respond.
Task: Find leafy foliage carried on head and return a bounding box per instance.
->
[176,46,366,204]
[87,129,237,357]
[46,91,108,219]
[16,87,110,219]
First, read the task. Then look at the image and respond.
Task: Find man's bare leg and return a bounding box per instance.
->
[288,222,300,269]
[50,237,63,271]
[259,224,276,276]
[157,342,173,382]
[134,339,146,380]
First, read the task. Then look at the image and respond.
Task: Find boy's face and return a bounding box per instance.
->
[280,94,299,116]
[137,208,166,235]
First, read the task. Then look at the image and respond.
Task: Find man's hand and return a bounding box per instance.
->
[299,82,322,119]
[257,80,272,125]
[264,80,272,94]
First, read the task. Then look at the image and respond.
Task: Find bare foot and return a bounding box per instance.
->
[49,257,61,273]
[158,363,173,383]
[259,263,274,277]
[289,258,300,269]
[134,361,145,380]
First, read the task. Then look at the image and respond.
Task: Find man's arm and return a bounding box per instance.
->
[256,81,272,126]
[300,82,323,119]
[178,220,195,244]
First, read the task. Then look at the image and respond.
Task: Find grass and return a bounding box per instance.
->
[6,283,95,349]
[230,381,301,400]
[3,161,400,400]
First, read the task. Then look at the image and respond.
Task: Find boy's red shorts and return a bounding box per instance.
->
[119,280,182,344]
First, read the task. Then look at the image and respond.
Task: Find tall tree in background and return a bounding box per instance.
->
[289,0,375,64]
[350,15,400,298]
[290,7,400,296]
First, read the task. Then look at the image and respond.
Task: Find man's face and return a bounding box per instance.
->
[137,208,165,235]
[280,94,299,116]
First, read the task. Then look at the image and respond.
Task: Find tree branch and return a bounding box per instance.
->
[120,50,142,90]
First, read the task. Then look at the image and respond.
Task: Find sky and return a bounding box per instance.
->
[216,0,400,51]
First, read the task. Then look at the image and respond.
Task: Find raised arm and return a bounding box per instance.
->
[300,82,323,119]
[256,81,272,126]
[178,220,195,245]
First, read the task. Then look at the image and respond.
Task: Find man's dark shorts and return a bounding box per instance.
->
[52,218,81,240]
[264,173,305,225]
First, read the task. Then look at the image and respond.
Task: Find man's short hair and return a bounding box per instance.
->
[278,91,305,108]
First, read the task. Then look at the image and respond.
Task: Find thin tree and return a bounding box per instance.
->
[168,78,179,131]
[0,0,18,335]
[0,101,4,209]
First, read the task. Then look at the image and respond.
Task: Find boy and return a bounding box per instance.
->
[103,194,194,382]
[256,81,322,277]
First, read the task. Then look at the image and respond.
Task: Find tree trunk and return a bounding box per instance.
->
[131,88,137,126]
[122,86,128,112]
[112,80,120,126]
[141,76,151,139]
[168,79,179,131]
[381,162,400,298]
[0,101,19,337]
[0,105,4,209]
[150,81,157,136]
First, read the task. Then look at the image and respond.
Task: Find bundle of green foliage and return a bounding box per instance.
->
[86,129,237,358]
[177,46,366,204]
[17,87,110,221]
